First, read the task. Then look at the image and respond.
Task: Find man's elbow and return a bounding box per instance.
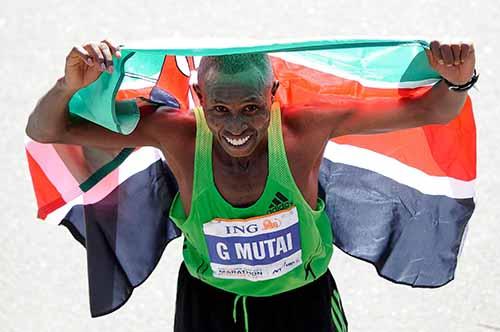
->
[25,116,61,144]
[25,127,55,144]
[435,110,461,125]
[422,107,461,126]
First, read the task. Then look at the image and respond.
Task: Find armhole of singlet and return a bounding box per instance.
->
[269,102,325,215]
[267,102,286,179]
[190,106,208,211]
[268,102,296,183]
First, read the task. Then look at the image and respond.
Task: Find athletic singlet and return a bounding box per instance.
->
[169,101,333,297]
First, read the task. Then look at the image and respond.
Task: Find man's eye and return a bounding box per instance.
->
[244,105,258,113]
[214,106,228,113]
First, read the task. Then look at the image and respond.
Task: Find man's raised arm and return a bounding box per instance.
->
[334,41,476,137]
[298,41,476,138]
[25,40,164,149]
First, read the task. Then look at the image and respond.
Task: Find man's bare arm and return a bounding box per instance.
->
[297,41,476,138]
[331,79,469,137]
[25,40,166,149]
[26,76,163,149]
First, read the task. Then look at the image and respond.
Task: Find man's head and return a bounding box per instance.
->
[193,53,279,158]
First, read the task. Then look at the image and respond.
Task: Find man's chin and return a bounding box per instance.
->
[223,146,256,158]
[219,138,257,158]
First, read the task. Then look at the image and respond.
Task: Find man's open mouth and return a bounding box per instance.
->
[223,134,252,147]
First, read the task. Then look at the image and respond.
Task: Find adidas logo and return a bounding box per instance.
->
[267,192,292,213]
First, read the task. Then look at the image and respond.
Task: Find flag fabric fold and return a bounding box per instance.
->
[25,39,476,317]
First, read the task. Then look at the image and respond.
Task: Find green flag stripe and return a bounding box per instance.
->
[124,39,428,56]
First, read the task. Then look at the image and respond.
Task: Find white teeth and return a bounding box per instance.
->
[224,135,250,146]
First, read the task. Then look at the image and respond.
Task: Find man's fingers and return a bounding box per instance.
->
[460,44,470,63]
[98,42,114,73]
[462,43,475,63]
[439,44,454,66]
[101,39,121,58]
[79,40,122,73]
[424,48,437,67]
[451,44,461,66]
[84,43,106,72]
[429,40,443,65]
[68,46,93,65]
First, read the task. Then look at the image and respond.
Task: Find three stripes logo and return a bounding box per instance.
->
[267,192,291,213]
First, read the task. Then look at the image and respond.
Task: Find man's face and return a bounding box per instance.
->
[194,67,278,158]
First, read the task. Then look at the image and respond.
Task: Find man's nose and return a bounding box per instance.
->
[226,117,248,135]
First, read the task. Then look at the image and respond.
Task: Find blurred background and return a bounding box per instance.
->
[1,0,498,331]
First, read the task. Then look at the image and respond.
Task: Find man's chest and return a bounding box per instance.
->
[164,119,326,215]
[215,139,319,204]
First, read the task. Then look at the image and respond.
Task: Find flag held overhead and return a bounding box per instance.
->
[25,38,476,317]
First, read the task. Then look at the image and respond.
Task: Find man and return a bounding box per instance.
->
[25,39,476,332]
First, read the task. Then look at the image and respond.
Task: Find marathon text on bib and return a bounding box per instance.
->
[203,206,302,281]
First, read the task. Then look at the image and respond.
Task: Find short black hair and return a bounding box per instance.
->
[197,53,274,87]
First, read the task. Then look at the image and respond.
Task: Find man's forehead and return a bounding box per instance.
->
[202,66,267,85]
[200,68,270,99]
[205,84,267,103]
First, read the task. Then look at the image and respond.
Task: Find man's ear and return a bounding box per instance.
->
[193,83,203,104]
[271,80,280,97]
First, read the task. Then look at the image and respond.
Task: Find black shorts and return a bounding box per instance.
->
[174,262,348,332]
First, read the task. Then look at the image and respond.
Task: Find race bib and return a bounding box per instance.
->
[203,206,302,281]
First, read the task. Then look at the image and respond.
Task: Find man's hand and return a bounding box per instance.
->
[62,40,121,93]
[425,40,476,85]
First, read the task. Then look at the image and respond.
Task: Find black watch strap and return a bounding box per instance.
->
[442,69,479,92]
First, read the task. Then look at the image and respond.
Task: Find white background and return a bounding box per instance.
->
[1,0,499,331]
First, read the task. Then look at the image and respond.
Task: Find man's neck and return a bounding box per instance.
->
[213,134,268,173]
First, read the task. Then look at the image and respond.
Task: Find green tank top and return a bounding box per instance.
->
[169,102,333,296]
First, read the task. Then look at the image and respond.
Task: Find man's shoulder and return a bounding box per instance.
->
[146,107,196,129]
[281,105,329,136]
[281,103,352,139]
[141,107,196,145]
[281,105,308,133]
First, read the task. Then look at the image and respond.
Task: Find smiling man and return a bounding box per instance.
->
[194,54,278,159]
[26,39,477,332]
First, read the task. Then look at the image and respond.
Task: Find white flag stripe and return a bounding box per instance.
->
[324,141,475,199]
[44,141,474,225]
[25,139,82,201]
[43,147,162,225]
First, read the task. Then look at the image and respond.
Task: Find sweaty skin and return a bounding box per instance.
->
[25,40,476,216]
